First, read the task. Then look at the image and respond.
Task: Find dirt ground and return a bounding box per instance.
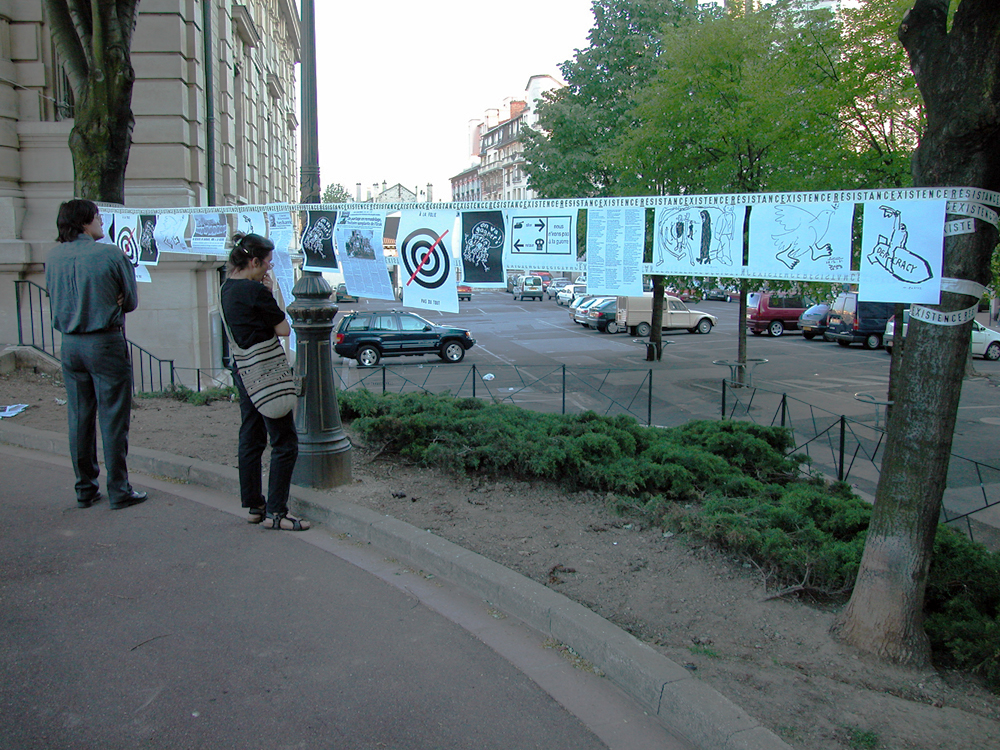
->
[2,366,998,750]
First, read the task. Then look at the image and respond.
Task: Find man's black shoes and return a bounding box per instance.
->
[77,492,103,509]
[110,490,148,510]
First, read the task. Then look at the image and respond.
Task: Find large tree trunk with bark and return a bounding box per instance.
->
[834,0,1000,666]
[42,1,140,203]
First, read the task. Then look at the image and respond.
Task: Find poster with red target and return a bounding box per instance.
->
[109,213,141,267]
[397,210,459,314]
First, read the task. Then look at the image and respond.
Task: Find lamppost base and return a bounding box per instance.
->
[292,445,352,488]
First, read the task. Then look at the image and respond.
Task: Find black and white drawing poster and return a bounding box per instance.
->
[460,210,505,286]
[652,205,739,276]
[109,213,140,266]
[334,211,394,301]
[859,200,945,303]
[237,211,267,238]
[504,209,575,269]
[300,210,338,271]
[747,202,853,279]
[191,213,228,255]
[138,214,159,265]
[153,213,191,254]
[586,207,644,296]
[397,209,459,314]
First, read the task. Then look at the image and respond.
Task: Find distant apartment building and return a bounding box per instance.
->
[449,74,562,202]
[352,182,434,203]
[1,1,300,381]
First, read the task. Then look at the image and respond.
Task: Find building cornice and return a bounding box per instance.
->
[232,5,261,49]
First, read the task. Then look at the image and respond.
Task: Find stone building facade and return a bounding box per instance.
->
[450,74,561,203]
[0,0,300,384]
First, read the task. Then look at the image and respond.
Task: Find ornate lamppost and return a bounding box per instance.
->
[289,0,352,487]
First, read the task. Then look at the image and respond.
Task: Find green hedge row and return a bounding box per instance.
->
[338,390,1000,689]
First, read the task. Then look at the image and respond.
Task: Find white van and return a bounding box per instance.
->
[512,275,544,301]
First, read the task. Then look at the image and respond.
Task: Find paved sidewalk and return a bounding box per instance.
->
[0,446,686,750]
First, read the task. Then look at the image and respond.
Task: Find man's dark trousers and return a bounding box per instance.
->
[60,331,133,503]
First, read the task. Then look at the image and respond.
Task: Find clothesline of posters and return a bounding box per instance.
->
[98,186,1000,316]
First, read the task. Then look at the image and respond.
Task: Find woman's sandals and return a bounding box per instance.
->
[261,511,311,531]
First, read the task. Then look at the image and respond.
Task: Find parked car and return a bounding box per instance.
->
[506,273,525,293]
[335,283,358,303]
[573,295,613,325]
[512,274,544,301]
[615,293,718,335]
[746,291,813,337]
[586,298,621,332]
[333,310,476,366]
[825,292,895,349]
[884,312,1000,360]
[457,285,472,302]
[531,270,553,289]
[702,288,734,302]
[798,303,830,340]
[546,278,572,299]
[556,284,585,306]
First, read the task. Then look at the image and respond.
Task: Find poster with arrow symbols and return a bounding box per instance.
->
[504,209,575,269]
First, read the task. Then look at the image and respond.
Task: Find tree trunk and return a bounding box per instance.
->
[834,0,1000,666]
[42,0,138,203]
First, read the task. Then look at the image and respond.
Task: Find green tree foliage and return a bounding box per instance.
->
[42,0,141,202]
[610,3,846,195]
[834,0,923,188]
[522,0,690,199]
[322,182,352,203]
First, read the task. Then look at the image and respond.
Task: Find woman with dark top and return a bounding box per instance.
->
[220,232,308,531]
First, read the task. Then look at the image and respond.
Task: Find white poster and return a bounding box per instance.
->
[652,205,740,275]
[334,211,394,300]
[748,202,853,278]
[237,211,267,238]
[586,207,644,296]
[859,201,946,303]
[153,213,191,254]
[191,213,228,255]
[397,209,459,314]
[504,208,576,269]
[266,210,297,354]
[110,213,141,266]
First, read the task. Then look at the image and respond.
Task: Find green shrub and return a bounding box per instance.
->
[338,390,1000,689]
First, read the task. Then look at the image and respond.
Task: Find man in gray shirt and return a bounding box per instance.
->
[46,199,147,510]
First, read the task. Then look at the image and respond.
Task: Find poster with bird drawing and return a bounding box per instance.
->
[747,202,854,280]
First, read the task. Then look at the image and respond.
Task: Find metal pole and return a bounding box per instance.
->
[561,364,566,415]
[472,363,476,399]
[721,378,726,420]
[648,368,653,426]
[838,415,846,482]
[780,393,787,428]
[289,0,352,488]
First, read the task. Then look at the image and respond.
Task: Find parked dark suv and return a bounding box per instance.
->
[334,310,476,366]
[825,292,895,350]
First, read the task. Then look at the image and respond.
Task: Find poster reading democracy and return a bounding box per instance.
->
[397,209,459,314]
[859,200,946,303]
[747,202,853,280]
[460,210,506,286]
[586,207,644,296]
[505,208,575,270]
[300,209,338,271]
[652,204,740,276]
[334,211,394,300]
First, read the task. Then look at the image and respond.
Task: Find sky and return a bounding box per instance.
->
[312,1,596,203]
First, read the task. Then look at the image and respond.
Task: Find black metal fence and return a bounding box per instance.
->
[334,362,656,425]
[720,378,1000,543]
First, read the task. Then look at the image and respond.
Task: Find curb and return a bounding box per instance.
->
[0,421,792,750]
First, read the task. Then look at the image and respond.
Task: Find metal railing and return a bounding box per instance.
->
[720,378,1000,542]
[334,362,656,424]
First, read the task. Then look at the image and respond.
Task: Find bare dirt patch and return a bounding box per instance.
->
[2,367,997,750]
